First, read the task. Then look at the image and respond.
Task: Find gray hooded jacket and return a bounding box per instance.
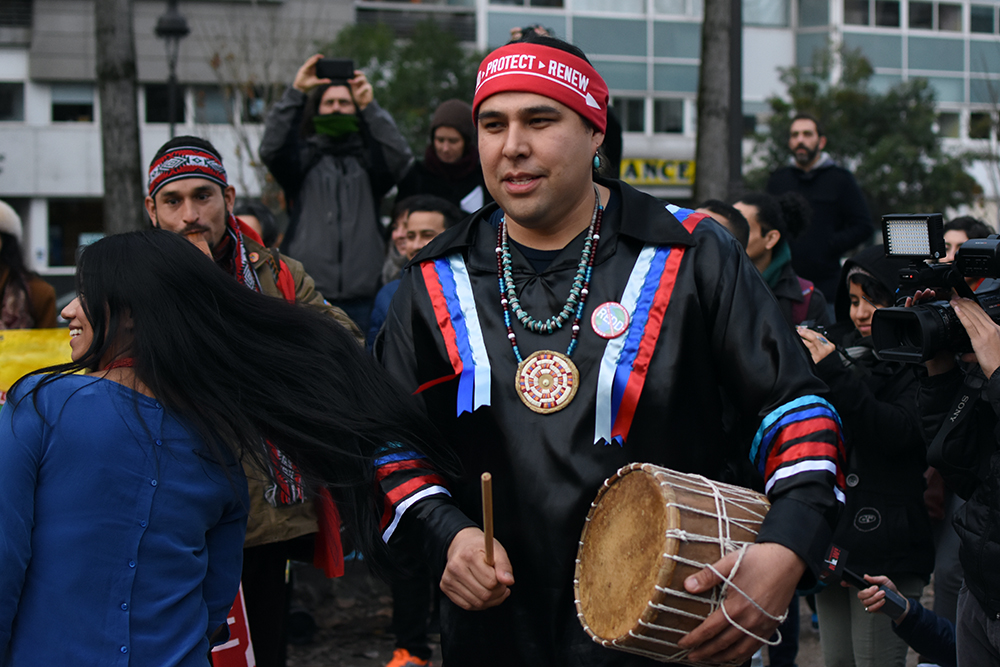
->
[260,87,413,301]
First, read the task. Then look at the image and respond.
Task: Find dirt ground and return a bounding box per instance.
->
[287,560,931,667]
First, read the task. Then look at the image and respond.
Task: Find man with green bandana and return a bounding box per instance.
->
[260,53,413,331]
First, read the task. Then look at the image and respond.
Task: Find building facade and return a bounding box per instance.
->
[1,0,998,282]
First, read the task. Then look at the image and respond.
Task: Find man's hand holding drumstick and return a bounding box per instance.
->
[439,473,515,611]
[677,542,805,664]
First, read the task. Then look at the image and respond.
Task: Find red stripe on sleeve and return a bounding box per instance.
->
[380,474,448,529]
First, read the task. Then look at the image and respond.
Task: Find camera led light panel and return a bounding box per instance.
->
[882,214,945,259]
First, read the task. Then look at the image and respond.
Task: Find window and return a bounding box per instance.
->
[910,1,961,29]
[654,99,683,133]
[654,0,702,16]
[938,3,961,30]
[0,83,24,121]
[613,97,645,133]
[909,0,933,27]
[193,85,230,125]
[970,4,995,32]
[47,199,103,267]
[970,112,993,139]
[51,84,94,122]
[145,84,186,124]
[937,112,960,138]
[744,0,789,26]
[844,0,869,24]
[845,0,899,26]
[875,0,900,26]
[799,0,829,26]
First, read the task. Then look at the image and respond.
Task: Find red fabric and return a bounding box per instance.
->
[612,213,705,440]
[473,43,609,133]
[420,261,465,377]
[235,218,296,304]
[312,488,344,578]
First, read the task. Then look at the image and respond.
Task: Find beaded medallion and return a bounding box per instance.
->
[498,185,603,414]
[516,349,580,414]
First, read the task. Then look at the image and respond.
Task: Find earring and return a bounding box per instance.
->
[593,153,601,170]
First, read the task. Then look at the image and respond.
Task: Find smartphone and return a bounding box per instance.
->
[315,58,355,82]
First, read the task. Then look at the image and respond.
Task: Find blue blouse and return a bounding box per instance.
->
[0,374,249,666]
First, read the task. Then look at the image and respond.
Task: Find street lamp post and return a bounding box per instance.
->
[155,0,189,138]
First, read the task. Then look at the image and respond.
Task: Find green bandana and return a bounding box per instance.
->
[313,113,359,138]
[761,240,791,290]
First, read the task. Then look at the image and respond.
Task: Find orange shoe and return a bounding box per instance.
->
[385,648,430,667]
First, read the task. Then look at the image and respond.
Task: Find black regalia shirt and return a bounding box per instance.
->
[374,179,845,666]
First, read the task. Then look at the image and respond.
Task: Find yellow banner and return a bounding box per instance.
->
[620,158,696,186]
[0,329,72,404]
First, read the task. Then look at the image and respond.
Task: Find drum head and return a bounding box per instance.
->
[575,468,680,641]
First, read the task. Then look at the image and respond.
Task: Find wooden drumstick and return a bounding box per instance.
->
[481,472,494,567]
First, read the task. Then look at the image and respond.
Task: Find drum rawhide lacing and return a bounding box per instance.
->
[574,463,786,666]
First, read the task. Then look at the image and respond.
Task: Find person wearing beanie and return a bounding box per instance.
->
[0,200,57,330]
[396,98,493,214]
[798,245,934,667]
[260,53,414,331]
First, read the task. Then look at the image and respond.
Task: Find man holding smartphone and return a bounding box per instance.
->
[260,53,413,331]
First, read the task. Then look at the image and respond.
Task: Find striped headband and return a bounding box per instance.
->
[148,146,228,197]
[473,43,608,134]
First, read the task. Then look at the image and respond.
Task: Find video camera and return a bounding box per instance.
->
[871,213,1000,363]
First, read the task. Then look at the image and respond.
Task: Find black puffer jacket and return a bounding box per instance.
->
[813,246,934,577]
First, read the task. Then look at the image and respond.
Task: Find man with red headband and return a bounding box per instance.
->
[376,34,845,665]
[144,136,360,667]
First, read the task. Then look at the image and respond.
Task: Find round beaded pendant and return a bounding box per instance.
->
[516,350,580,414]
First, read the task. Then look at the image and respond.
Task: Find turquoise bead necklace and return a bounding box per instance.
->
[496,184,604,363]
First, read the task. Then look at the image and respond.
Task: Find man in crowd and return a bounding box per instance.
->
[943,215,993,264]
[368,195,463,348]
[375,33,845,666]
[766,113,873,302]
[260,54,413,331]
[144,136,359,667]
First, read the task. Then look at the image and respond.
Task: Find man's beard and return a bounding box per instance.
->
[793,143,820,167]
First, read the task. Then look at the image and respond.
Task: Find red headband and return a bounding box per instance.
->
[473,43,608,134]
[148,147,228,197]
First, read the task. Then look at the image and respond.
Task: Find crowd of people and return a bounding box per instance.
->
[1,27,999,667]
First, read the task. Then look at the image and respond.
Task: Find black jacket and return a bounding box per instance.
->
[918,364,1000,614]
[767,157,873,301]
[375,180,846,665]
[814,247,933,577]
[396,159,493,214]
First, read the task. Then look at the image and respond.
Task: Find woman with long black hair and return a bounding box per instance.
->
[0,230,452,666]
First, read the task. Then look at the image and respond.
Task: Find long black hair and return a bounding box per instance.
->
[15,229,456,569]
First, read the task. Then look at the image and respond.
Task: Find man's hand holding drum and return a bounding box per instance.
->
[678,542,806,663]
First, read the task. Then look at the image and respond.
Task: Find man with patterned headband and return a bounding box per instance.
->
[144,136,361,667]
[375,33,847,666]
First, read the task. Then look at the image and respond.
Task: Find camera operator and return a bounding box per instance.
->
[798,245,934,667]
[914,288,1000,665]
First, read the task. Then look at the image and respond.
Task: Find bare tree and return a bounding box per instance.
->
[95,0,145,233]
[693,0,732,203]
